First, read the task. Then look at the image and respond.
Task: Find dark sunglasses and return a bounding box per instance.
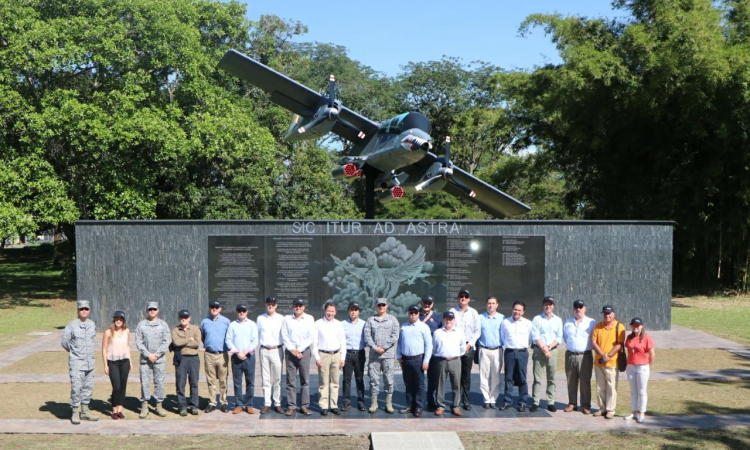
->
[79,307,90,311]
[458,294,469,298]
[147,308,158,311]
[210,306,220,309]
[574,305,584,309]
[237,309,248,313]
[408,311,419,315]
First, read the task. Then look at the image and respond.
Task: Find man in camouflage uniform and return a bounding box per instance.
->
[135,301,171,418]
[364,298,400,414]
[61,300,99,425]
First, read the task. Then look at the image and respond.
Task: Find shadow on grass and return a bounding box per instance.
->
[40,399,111,419]
[0,245,76,309]
[660,427,750,450]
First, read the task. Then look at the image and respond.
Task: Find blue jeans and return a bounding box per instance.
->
[231,353,255,408]
[503,349,529,406]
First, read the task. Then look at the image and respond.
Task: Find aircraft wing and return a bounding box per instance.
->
[399,153,531,218]
[218,50,379,142]
[444,165,531,218]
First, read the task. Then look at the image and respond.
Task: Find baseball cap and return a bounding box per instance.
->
[543,295,555,304]
[443,311,456,320]
[348,302,361,310]
[265,296,277,304]
[292,298,306,306]
[458,289,470,297]
[573,300,585,308]
[178,309,190,318]
[408,304,420,313]
[112,310,125,320]
[601,305,614,314]
[236,304,248,312]
[630,317,644,326]
[209,301,221,308]
[421,296,434,304]
[376,298,388,306]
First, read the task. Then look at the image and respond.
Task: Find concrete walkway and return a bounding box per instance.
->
[0,325,749,436]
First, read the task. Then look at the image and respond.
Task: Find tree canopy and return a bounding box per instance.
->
[2,0,749,292]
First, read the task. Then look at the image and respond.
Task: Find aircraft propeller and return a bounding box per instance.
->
[297,75,365,139]
[415,137,476,197]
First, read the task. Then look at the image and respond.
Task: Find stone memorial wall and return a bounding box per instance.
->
[76,220,673,330]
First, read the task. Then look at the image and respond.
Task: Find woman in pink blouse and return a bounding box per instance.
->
[102,311,131,419]
[624,317,655,423]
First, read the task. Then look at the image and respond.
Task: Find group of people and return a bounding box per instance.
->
[60,291,655,424]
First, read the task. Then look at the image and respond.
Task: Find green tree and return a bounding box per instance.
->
[512,0,750,290]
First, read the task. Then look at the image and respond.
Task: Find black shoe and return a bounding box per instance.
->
[483,402,490,409]
[300,407,312,416]
[547,405,557,413]
[187,406,199,415]
[320,409,328,416]
[204,404,216,414]
[330,408,340,415]
[274,406,284,414]
[530,404,539,413]
[357,402,366,412]
[427,403,438,411]
[414,409,423,417]
[398,407,411,414]
[488,404,496,409]
[499,404,511,411]
[340,404,351,412]
[462,404,471,411]
[220,404,229,413]
[518,404,526,413]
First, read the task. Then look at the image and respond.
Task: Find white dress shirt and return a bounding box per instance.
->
[312,317,347,362]
[500,316,533,349]
[281,313,315,353]
[433,327,467,359]
[452,305,481,348]
[256,312,284,348]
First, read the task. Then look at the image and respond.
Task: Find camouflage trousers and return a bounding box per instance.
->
[69,368,95,407]
[368,356,395,396]
[140,361,166,403]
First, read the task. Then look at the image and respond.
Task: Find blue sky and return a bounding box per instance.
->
[240,0,628,76]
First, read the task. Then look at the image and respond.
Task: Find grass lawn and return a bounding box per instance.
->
[0,244,76,335]
[672,295,750,345]
[459,428,750,450]
[0,382,214,420]
[0,434,370,450]
[611,378,750,416]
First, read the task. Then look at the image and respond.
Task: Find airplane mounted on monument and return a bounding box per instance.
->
[217,49,531,219]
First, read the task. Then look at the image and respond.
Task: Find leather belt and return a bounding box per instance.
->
[483,346,500,350]
[435,356,459,361]
[566,351,586,355]
[262,345,281,350]
[205,350,223,354]
[507,348,528,353]
[402,354,423,360]
[347,349,363,354]
[319,349,340,354]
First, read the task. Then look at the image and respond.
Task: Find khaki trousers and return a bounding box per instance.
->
[594,365,619,412]
[204,351,228,406]
[260,347,282,407]
[532,347,558,406]
[318,351,341,409]
[478,348,502,404]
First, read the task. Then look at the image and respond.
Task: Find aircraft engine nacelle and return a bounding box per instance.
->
[377,186,405,204]
[332,162,364,180]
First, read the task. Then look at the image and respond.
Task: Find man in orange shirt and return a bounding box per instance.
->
[591,305,625,419]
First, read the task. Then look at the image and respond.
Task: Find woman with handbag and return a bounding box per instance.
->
[624,317,654,423]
